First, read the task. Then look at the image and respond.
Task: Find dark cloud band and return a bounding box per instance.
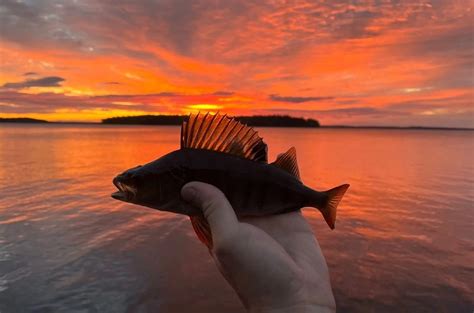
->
[269,94,334,103]
[2,76,65,89]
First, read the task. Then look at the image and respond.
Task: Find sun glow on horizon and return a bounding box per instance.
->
[0,1,472,127]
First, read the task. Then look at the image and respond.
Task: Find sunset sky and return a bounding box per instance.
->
[0,0,472,126]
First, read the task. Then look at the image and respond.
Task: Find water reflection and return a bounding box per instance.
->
[0,124,472,312]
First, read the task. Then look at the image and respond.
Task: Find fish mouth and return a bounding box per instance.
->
[112,176,137,202]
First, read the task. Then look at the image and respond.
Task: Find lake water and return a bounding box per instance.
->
[0,124,472,313]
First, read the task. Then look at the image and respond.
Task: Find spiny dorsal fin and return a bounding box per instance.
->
[181,112,268,163]
[272,147,300,180]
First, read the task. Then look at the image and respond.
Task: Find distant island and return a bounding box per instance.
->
[1,116,472,130]
[102,115,320,127]
[0,117,48,123]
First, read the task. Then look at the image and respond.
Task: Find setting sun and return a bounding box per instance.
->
[0,1,472,127]
[0,2,473,312]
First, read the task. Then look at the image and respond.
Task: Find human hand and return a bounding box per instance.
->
[181,182,336,313]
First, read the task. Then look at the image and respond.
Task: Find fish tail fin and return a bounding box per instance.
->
[320,184,350,230]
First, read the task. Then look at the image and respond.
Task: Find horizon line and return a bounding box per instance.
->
[1,117,473,131]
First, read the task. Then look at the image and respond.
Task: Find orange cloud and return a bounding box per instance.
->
[0,0,472,127]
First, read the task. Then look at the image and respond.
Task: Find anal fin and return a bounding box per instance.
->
[190,215,213,249]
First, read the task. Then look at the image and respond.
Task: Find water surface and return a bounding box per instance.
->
[0,124,472,312]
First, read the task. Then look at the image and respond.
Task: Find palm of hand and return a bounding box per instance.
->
[211,211,336,313]
[181,182,336,313]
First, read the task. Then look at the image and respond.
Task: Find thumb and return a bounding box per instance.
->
[181,181,239,242]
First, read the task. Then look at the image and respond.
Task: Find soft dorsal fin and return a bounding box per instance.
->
[181,112,268,162]
[271,147,300,180]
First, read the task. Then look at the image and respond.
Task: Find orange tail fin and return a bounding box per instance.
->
[321,184,350,229]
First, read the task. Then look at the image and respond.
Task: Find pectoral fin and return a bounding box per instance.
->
[190,215,213,249]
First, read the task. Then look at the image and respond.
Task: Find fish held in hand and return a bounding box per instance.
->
[112,112,349,246]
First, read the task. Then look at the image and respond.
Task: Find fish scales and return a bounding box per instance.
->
[238,179,251,214]
[112,112,350,245]
[183,149,309,216]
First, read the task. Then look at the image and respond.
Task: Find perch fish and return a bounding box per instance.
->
[112,112,349,246]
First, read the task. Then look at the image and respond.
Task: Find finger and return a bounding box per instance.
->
[181,181,239,241]
[241,212,318,267]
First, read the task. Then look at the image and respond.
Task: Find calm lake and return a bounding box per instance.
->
[0,124,472,313]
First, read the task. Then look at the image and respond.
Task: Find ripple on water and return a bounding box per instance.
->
[0,125,473,313]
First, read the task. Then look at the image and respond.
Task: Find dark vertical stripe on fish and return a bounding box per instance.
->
[279,186,289,209]
[240,178,250,214]
[257,182,268,214]
[243,179,256,216]
[217,170,230,200]
[228,179,242,207]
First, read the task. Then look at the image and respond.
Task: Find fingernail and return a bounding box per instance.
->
[181,186,197,201]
